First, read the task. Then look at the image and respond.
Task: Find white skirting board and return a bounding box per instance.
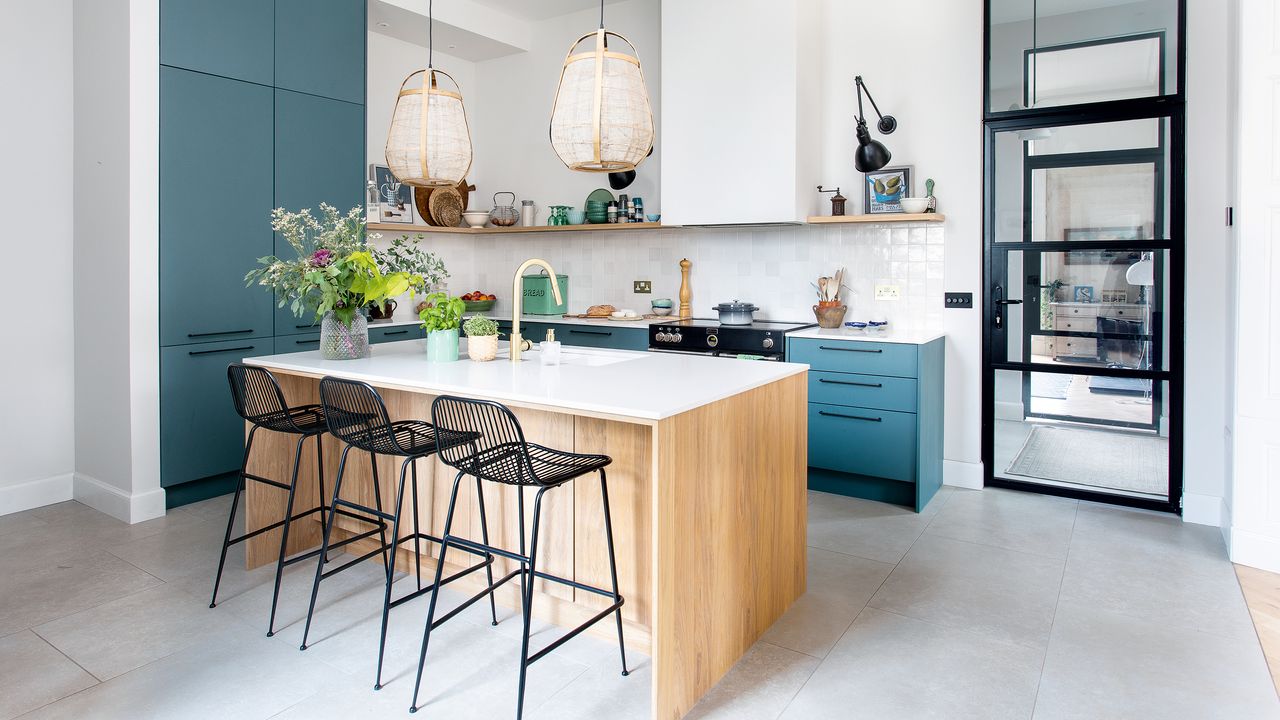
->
[0,472,74,516]
[1231,527,1280,575]
[1181,492,1227,528]
[944,459,984,490]
[73,473,166,524]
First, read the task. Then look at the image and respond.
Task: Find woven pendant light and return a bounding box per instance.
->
[385,0,472,188]
[549,1,654,172]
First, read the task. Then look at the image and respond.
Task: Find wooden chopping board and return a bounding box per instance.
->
[414,179,475,226]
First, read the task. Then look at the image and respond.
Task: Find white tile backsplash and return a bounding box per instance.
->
[370,223,945,329]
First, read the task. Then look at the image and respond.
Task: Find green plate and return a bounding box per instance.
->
[586,188,615,208]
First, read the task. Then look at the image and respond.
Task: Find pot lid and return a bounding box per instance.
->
[712,300,759,312]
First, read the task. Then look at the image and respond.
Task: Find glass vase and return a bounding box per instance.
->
[320,311,370,360]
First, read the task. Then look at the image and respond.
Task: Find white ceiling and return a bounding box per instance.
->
[467,0,626,21]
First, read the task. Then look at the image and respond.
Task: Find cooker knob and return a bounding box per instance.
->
[762,337,775,350]
[657,332,669,342]
[672,332,683,342]
[706,334,719,348]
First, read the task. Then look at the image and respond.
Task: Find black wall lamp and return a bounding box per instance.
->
[853,75,896,173]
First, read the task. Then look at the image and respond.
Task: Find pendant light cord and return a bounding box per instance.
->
[599,0,605,29]
[428,0,434,69]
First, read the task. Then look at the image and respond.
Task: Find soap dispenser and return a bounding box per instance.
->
[539,328,562,365]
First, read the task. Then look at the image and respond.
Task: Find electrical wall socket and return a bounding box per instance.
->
[633,280,652,294]
[874,284,901,300]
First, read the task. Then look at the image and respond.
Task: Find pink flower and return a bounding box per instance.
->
[310,249,333,267]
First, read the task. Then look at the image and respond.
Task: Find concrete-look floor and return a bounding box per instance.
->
[0,487,1276,720]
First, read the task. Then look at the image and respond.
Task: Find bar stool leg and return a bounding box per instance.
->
[315,433,330,565]
[599,469,630,676]
[411,458,422,591]
[374,457,411,691]
[210,426,257,609]
[370,451,391,569]
[301,443,353,651]
[266,434,307,637]
[474,477,499,626]
[409,471,465,714]
[516,487,549,720]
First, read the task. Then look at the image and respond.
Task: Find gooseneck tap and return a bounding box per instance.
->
[510,258,563,362]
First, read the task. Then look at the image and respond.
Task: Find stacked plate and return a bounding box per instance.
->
[585,188,614,224]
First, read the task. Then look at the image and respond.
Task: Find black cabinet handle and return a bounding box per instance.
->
[187,329,253,339]
[188,345,256,356]
[570,329,613,336]
[818,410,882,422]
[295,339,320,345]
[295,323,316,329]
[819,345,882,353]
[380,329,409,336]
[818,378,883,388]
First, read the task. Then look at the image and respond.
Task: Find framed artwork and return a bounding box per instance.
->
[1101,289,1129,304]
[863,166,912,214]
[1073,285,1095,303]
[369,164,414,224]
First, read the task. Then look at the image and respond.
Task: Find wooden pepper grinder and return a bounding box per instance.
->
[678,258,692,318]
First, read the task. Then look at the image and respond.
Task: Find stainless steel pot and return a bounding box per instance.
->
[712,300,759,325]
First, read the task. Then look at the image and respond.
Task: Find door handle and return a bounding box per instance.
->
[381,329,409,336]
[995,299,1023,305]
[818,346,882,353]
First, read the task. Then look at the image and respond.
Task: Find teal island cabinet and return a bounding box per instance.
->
[787,330,945,512]
[495,318,649,351]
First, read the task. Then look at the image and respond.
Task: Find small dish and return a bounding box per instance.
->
[646,214,661,223]
[462,211,489,229]
[899,197,930,214]
[651,306,673,316]
[844,321,868,334]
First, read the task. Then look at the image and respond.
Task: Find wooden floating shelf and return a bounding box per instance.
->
[806,213,946,224]
[367,222,667,234]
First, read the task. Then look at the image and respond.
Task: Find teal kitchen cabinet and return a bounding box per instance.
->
[273,89,366,335]
[788,335,945,512]
[160,338,273,489]
[370,324,425,344]
[160,67,275,347]
[274,332,321,354]
[275,0,367,104]
[160,0,274,85]
[558,325,648,351]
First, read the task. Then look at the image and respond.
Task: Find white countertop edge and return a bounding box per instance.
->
[787,326,946,345]
[245,341,808,422]
[343,313,671,331]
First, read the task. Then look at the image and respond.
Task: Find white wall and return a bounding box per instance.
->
[0,0,77,513]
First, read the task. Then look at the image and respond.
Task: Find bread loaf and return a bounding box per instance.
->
[585,304,617,317]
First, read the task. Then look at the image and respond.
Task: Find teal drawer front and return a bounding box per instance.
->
[274,334,320,354]
[161,338,273,488]
[788,338,918,378]
[275,0,366,104]
[161,0,274,85]
[809,371,918,413]
[278,317,321,337]
[807,403,917,482]
[370,325,424,344]
[560,326,648,351]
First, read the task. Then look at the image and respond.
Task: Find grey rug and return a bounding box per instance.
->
[1006,425,1168,496]
[1031,373,1072,400]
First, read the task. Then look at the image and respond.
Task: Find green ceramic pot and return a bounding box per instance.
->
[425,328,460,362]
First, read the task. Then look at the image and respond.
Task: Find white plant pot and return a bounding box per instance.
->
[468,334,499,362]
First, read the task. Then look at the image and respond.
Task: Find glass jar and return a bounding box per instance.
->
[320,311,370,360]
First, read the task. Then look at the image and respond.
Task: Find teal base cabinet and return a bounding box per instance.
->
[788,336,945,512]
[496,320,647,351]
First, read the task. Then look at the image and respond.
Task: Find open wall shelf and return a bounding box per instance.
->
[806,213,946,224]
[367,222,667,234]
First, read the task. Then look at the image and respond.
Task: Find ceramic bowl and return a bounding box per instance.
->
[462,211,489,228]
[651,306,673,316]
[899,197,930,214]
[646,214,661,223]
[566,209,586,225]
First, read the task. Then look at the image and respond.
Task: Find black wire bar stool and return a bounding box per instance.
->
[409,395,629,718]
[300,377,497,692]
[213,364,383,637]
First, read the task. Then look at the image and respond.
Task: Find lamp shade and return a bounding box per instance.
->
[1126,257,1155,286]
[385,68,472,188]
[550,29,654,172]
[854,136,892,173]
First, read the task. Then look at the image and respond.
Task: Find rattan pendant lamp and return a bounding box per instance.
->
[549,0,654,172]
[385,0,472,187]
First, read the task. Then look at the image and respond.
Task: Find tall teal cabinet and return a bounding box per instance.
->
[787,335,945,512]
[159,0,366,507]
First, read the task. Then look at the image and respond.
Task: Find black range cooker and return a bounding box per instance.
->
[648,318,815,361]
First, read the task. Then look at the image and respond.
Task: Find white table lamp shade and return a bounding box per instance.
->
[550,29,654,172]
[1126,257,1155,286]
[386,68,472,188]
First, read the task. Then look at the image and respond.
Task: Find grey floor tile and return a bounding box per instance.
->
[779,608,1043,720]
[1033,601,1280,720]
[806,491,936,565]
[18,622,344,720]
[0,630,96,720]
[761,547,894,658]
[0,548,163,637]
[685,642,820,720]
[0,509,49,540]
[104,515,233,582]
[868,534,1065,649]
[925,488,1078,559]
[32,584,246,681]
[528,654,651,720]
[1061,504,1255,640]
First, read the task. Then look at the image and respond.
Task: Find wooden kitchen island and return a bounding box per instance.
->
[243,341,807,720]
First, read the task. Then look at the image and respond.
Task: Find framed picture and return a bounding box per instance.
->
[1073,285,1095,303]
[1101,289,1129,304]
[863,166,912,214]
[369,164,414,224]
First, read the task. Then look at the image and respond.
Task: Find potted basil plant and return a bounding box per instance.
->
[419,292,466,362]
[463,315,500,362]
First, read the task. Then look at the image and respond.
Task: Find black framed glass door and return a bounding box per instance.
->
[982,0,1185,513]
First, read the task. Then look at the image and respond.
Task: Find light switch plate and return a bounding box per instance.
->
[874,284,901,300]
[633,280,652,294]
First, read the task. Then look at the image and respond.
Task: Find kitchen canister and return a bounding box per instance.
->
[521,199,537,227]
[521,270,569,315]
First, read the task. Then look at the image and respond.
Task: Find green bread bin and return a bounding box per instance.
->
[521,271,569,315]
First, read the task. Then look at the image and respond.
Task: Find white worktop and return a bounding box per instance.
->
[246,340,806,421]
[364,313,668,330]
[788,325,945,345]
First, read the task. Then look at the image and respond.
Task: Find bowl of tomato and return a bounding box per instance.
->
[461,290,497,313]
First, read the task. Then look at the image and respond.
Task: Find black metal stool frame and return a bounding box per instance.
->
[212,364,385,637]
[299,377,498,692]
[408,396,629,719]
